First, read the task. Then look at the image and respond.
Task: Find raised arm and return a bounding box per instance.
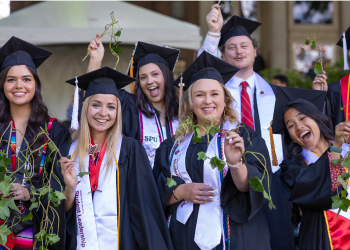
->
[87,33,105,73]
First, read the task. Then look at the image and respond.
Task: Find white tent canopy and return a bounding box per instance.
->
[0,1,202,121]
[0,1,202,50]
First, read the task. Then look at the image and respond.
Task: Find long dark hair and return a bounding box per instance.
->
[282,100,334,226]
[133,61,178,121]
[0,65,49,156]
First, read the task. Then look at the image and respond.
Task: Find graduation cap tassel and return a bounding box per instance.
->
[130,57,135,93]
[269,121,278,166]
[71,77,79,130]
[178,74,184,124]
[343,32,350,71]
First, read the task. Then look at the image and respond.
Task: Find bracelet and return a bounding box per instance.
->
[227,158,243,170]
[330,146,342,153]
[208,31,221,37]
[172,189,179,200]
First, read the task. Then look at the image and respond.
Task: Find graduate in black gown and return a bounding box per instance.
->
[61,67,173,250]
[86,34,179,168]
[0,36,71,250]
[153,51,272,250]
[276,98,350,250]
[313,26,350,129]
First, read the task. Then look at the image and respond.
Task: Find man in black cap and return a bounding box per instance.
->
[313,26,350,129]
[198,4,294,250]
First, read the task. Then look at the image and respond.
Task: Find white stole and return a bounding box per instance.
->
[301,143,350,219]
[170,121,237,250]
[139,109,178,168]
[69,137,122,250]
[225,72,283,173]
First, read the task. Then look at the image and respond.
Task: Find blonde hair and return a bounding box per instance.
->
[73,95,122,173]
[175,80,239,142]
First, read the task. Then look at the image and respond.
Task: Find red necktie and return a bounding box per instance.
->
[240,81,255,130]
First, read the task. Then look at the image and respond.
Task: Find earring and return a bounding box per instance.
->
[293,140,296,143]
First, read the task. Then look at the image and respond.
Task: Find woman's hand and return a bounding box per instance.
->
[312,71,328,92]
[175,183,215,204]
[87,33,105,72]
[224,131,245,166]
[6,183,30,201]
[334,121,350,148]
[60,157,78,190]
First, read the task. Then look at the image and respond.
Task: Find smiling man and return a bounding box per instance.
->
[197,4,294,250]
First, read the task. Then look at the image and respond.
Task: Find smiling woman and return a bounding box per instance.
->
[153,51,272,250]
[62,66,174,250]
[0,36,71,250]
[87,35,180,169]
[280,99,350,250]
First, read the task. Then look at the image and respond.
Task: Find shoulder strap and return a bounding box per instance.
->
[47,118,58,133]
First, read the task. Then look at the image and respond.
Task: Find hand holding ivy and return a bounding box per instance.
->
[59,157,78,190]
[224,131,245,166]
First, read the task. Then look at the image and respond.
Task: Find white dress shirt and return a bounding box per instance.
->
[198,34,220,57]
[226,74,256,124]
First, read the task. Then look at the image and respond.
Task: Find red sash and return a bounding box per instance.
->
[324,210,350,250]
[89,137,106,191]
[340,74,350,121]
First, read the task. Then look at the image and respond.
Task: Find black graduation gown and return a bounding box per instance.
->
[65,137,174,250]
[254,83,294,250]
[153,124,271,250]
[118,89,174,140]
[1,118,71,250]
[280,152,336,250]
[327,81,344,129]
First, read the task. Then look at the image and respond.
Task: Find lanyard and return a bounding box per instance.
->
[10,117,56,180]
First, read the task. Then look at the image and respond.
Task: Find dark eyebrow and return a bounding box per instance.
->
[286,112,303,125]
[6,75,33,78]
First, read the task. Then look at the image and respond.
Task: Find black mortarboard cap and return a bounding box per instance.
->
[272,86,327,134]
[0,36,52,72]
[127,41,180,77]
[219,16,261,46]
[66,66,135,100]
[173,51,239,90]
[336,26,350,48]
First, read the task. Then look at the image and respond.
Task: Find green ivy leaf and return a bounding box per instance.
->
[0,225,11,246]
[0,176,14,196]
[22,212,33,222]
[45,157,52,163]
[331,158,342,165]
[337,175,348,191]
[166,177,177,188]
[35,229,47,239]
[112,47,122,56]
[331,196,350,214]
[314,62,323,75]
[192,136,201,143]
[305,39,310,45]
[230,1,234,7]
[195,128,202,138]
[0,202,10,220]
[0,166,6,182]
[209,156,226,172]
[341,189,347,198]
[46,234,60,245]
[78,172,91,178]
[36,187,50,195]
[48,142,56,152]
[209,126,220,137]
[310,40,316,49]
[249,176,264,192]
[29,202,38,211]
[197,152,208,161]
[54,191,66,200]
[341,158,350,168]
[66,155,71,160]
[3,198,19,212]
[342,172,350,180]
[115,30,121,37]
[39,246,48,250]
[268,200,276,210]
[48,193,58,203]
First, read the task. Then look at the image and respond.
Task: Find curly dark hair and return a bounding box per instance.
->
[0,65,49,156]
[282,100,334,226]
[133,61,178,122]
